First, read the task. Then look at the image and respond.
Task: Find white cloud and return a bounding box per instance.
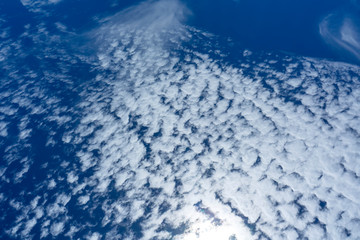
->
[50,221,65,236]
[87,232,102,240]
[78,195,90,205]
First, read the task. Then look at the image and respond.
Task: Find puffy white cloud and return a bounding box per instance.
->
[50,221,65,236]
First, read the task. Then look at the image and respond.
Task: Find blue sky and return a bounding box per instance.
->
[184,0,360,64]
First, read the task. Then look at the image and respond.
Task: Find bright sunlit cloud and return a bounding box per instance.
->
[178,219,247,240]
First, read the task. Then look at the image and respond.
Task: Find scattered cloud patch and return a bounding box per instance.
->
[20,0,63,13]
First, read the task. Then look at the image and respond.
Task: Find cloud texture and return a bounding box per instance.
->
[1,0,360,239]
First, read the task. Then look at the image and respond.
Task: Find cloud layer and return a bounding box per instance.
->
[1,0,360,239]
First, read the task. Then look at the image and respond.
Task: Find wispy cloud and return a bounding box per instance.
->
[91,0,189,49]
[20,0,63,13]
[320,12,360,62]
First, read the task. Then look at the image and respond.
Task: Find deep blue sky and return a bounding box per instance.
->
[184,0,358,62]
